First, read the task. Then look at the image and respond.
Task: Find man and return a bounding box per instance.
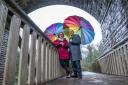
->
[69,30,82,79]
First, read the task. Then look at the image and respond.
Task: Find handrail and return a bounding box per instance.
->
[3,0,55,47]
[96,38,128,76]
[97,35,128,60]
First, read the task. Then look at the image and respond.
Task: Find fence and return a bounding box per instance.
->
[0,0,64,85]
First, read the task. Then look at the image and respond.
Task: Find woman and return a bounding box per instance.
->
[54,32,70,77]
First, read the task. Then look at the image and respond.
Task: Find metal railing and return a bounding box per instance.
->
[0,0,64,85]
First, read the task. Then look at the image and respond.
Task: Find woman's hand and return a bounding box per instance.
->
[60,42,64,45]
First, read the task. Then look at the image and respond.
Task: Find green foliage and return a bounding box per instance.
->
[81,45,100,71]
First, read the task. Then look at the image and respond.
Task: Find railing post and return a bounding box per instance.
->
[112,52,116,74]
[54,50,57,78]
[28,31,37,85]
[45,43,49,81]
[117,49,124,75]
[113,51,118,75]
[108,55,111,74]
[110,52,114,74]
[51,48,54,80]
[3,15,21,85]
[123,43,128,75]
[47,44,51,80]
[114,50,119,75]
[113,52,117,75]
[57,50,61,77]
[110,53,113,74]
[48,46,52,80]
[102,56,105,73]
[120,47,127,75]
[55,50,59,77]
[18,25,30,85]
[100,56,105,73]
[106,55,109,74]
[53,49,56,78]
[36,36,42,85]
[41,40,46,83]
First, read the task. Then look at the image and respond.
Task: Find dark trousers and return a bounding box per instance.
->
[60,59,70,75]
[72,60,82,77]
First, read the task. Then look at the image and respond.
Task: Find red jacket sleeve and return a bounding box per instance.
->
[54,40,62,48]
[62,39,69,48]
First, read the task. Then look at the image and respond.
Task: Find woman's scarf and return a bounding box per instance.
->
[58,37,65,41]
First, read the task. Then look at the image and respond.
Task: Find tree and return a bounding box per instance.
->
[81,44,100,71]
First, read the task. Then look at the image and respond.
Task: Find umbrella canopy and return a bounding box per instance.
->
[64,15,80,32]
[64,15,95,44]
[44,23,68,42]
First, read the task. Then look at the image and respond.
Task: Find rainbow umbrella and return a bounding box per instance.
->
[44,23,68,42]
[64,15,95,44]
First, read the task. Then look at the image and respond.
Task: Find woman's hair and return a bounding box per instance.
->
[58,32,64,38]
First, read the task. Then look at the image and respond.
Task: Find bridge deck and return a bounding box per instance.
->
[44,72,128,85]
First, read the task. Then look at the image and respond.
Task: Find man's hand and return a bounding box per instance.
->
[69,39,72,42]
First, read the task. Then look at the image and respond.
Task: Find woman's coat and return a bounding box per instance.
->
[54,38,70,60]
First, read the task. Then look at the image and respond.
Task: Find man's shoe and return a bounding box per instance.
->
[78,77,82,79]
[66,75,71,78]
[70,75,77,78]
[77,76,82,79]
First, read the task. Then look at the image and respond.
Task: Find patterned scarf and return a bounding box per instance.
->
[58,38,65,41]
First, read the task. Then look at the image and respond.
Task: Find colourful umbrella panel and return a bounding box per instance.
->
[44,23,64,42]
[80,17,95,44]
[44,23,69,42]
[64,15,95,45]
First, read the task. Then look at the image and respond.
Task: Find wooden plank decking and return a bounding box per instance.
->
[44,72,128,85]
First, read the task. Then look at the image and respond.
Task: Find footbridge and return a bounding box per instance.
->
[0,0,128,85]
